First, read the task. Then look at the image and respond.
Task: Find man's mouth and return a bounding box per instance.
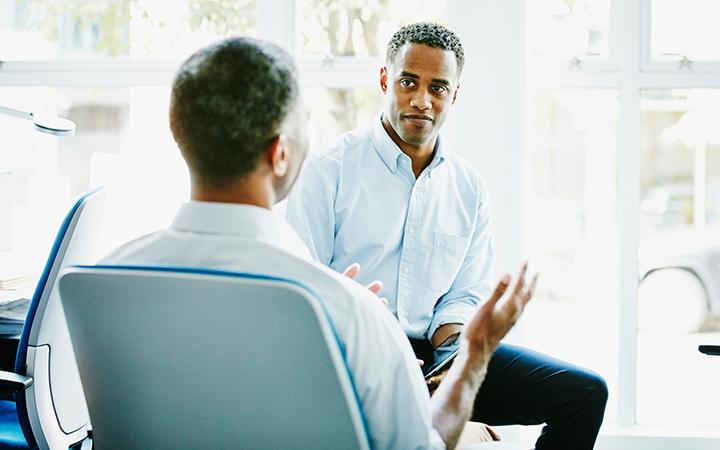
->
[403,114,433,126]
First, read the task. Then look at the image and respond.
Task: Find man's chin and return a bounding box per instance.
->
[399,131,433,147]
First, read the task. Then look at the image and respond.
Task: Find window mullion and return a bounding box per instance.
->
[0,61,178,86]
[617,0,642,428]
[256,0,297,53]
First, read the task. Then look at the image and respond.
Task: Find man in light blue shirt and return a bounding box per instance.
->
[285,107,492,342]
[286,22,608,449]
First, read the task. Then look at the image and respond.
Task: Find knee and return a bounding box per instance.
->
[583,371,609,408]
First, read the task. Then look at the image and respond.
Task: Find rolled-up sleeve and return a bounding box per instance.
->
[428,185,494,340]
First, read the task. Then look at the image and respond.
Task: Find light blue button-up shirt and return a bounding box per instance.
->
[286,114,495,340]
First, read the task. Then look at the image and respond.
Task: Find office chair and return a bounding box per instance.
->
[0,188,105,449]
[58,266,371,450]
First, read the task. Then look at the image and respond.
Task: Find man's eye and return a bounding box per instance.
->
[431,85,448,93]
[400,79,415,87]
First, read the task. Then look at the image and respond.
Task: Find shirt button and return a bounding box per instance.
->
[404,267,410,274]
[409,227,415,234]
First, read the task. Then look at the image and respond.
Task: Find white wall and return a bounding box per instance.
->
[446,0,525,276]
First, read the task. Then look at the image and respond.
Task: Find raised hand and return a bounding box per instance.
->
[462,262,538,363]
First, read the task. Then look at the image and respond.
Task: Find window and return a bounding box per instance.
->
[527,0,720,429]
[637,88,720,425]
[525,88,621,422]
[650,0,720,62]
[0,0,256,60]
[525,0,612,70]
[300,0,445,58]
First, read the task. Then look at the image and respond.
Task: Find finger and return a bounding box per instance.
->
[417,359,424,367]
[343,263,360,279]
[366,280,383,294]
[511,261,528,297]
[485,273,511,310]
[521,273,539,306]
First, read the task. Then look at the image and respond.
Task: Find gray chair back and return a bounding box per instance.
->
[59,266,371,450]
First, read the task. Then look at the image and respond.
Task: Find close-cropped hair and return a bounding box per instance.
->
[386,22,465,75]
[169,37,299,187]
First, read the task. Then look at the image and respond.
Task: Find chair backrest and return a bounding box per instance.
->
[15,187,105,449]
[58,266,371,450]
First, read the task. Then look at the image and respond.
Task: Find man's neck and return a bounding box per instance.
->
[190,171,275,210]
[381,116,436,179]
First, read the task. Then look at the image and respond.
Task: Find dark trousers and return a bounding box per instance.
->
[411,340,608,450]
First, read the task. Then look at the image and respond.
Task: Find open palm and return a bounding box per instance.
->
[463,263,538,360]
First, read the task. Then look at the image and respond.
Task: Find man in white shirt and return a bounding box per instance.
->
[102,37,535,449]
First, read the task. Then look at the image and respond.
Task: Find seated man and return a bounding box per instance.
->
[101,37,536,450]
[286,22,608,450]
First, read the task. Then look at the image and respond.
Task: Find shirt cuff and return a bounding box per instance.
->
[428,302,477,342]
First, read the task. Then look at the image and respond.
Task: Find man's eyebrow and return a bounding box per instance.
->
[399,71,419,79]
[398,71,451,86]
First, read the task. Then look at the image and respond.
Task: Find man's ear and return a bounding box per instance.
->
[452,82,460,105]
[380,66,389,94]
[268,134,289,177]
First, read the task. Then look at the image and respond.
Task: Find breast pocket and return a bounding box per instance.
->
[428,232,470,293]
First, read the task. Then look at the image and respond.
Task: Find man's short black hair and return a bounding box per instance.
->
[169,37,298,187]
[386,22,464,75]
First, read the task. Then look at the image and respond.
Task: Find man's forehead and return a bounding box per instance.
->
[390,42,458,81]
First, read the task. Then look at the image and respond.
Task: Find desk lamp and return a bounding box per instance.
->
[0,105,75,136]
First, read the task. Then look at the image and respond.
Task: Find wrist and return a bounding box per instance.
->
[432,323,463,348]
[458,336,492,375]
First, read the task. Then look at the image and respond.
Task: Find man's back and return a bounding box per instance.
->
[101,201,445,450]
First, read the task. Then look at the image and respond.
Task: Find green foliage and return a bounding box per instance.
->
[16,0,256,58]
[19,0,131,57]
[187,0,255,36]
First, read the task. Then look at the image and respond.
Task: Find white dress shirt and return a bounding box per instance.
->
[286,114,495,340]
[101,201,446,450]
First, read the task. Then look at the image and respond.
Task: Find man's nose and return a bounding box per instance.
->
[409,90,431,111]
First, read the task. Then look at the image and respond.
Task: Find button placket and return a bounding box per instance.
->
[397,180,423,316]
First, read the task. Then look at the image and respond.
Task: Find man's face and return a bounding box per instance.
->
[274,98,309,202]
[381,43,459,147]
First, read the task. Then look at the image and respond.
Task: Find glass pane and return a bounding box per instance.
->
[0,0,256,60]
[305,86,382,149]
[637,89,720,425]
[525,89,620,423]
[300,0,447,58]
[526,0,611,69]
[651,0,720,62]
[0,86,187,279]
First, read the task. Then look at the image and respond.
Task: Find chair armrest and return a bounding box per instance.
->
[699,345,720,356]
[0,370,33,392]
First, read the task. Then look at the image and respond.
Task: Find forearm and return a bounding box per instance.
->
[429,348,490,449]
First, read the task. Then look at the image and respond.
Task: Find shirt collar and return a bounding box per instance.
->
[370,113,447,176]
[170,201,312,260]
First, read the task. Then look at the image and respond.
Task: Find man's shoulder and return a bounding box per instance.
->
[299,125,373,186]
[443,151,487,196]
[100,231,165,264]
[313,125,373,161]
